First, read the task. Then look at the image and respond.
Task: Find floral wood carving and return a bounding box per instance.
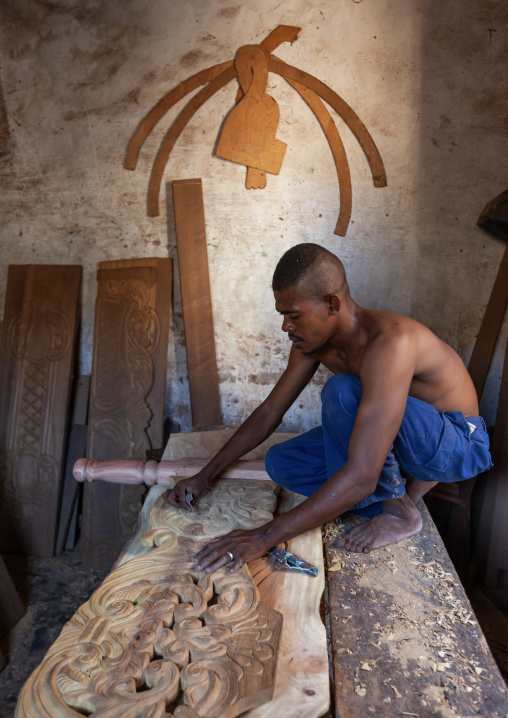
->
[0,266,81,556]
[17,479,282,718]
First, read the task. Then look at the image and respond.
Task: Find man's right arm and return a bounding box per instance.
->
[164,347,319,509]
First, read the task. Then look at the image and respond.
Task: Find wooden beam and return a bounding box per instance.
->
[172,179,222,427]
[80,258,172,572]
[485,333,508,589]
[74,457,271,486]
[467,245,508,398]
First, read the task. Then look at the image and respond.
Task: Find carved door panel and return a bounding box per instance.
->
[81,258,172,571]
[0,264,81,556]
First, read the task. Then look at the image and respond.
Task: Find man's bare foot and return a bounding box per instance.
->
[338,494,422,554]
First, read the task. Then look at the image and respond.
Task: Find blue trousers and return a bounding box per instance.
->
[265,374,493,518]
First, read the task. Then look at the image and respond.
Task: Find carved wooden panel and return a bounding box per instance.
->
[159,431,330,717]
[81,258,172,571]
[0,264,81,556]
[17,478,283,718]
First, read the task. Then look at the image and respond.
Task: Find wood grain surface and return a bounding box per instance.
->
[324,505,508,717]
[172,180,222,428]
[159,430,330,718]
[0,264,81,556]
[16,478,284,717]
[81,257,172,571]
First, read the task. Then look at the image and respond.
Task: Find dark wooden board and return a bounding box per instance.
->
[172,179,222,427]
[81,258,172,571]
[485,330,508,588]
[324,504,508,717]
[55,423,88,555]
[0,553,25,640]
[0,264,81,556]
[467,245,508,399]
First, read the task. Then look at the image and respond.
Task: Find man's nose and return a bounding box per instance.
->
[281,316,293,333]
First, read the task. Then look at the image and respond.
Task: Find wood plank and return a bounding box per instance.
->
[80,258,172,571]
[55,424,88,555]
[485,332,508,588]
[0,264,81,556]
[324,505,508,717]
[0,554,25,641]
[467,245,508,398]
[172,179,222,427]
[56,376,90,554]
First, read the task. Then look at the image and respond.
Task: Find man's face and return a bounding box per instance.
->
[274,287,332,356]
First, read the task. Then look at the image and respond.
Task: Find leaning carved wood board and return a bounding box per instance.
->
[324,507,508,717]
[0,264,81,556]
[81,258,172,572]
[16,477,305,717]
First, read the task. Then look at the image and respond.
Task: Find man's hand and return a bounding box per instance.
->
[194,526,273,575]
[163,474,209,511]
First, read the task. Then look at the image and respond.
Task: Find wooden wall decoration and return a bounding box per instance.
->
[0,264,81,556]
[125,25,387,237]
[172,179,221,428]
[81,258,172,572]
[16,479,283,718]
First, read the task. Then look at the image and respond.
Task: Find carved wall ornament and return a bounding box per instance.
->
[17,479,283,717]
[0,265,81,556]
[125,25,387,236]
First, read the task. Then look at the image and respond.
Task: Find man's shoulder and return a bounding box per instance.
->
[364,309,427,344]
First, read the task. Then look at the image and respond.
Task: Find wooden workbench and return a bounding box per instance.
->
[324,504,508,717]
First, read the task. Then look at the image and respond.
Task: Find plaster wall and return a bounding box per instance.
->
[0,0,506,434]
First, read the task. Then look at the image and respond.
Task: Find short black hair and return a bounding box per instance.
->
[272,243,348,298]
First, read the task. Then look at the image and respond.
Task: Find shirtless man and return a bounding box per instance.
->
[164,243,492,575]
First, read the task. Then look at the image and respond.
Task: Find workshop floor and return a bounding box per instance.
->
[0,551,107,717]
[1,550,507,718]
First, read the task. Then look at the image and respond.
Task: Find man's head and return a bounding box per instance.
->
[272,243,351,356]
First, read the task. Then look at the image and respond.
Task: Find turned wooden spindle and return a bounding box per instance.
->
[73,457,271,486]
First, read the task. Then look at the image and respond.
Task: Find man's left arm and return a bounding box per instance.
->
[196,331,417,574]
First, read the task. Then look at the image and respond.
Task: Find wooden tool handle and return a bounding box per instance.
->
[73,458,271,486]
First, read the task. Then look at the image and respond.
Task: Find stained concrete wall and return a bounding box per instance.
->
[0,0,506,433]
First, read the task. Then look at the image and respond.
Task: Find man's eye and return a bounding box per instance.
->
[290,315,299,320]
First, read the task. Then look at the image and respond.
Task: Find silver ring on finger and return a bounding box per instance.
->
[225,551,234,562]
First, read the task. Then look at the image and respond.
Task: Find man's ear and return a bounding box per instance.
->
[327,294,341,315]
